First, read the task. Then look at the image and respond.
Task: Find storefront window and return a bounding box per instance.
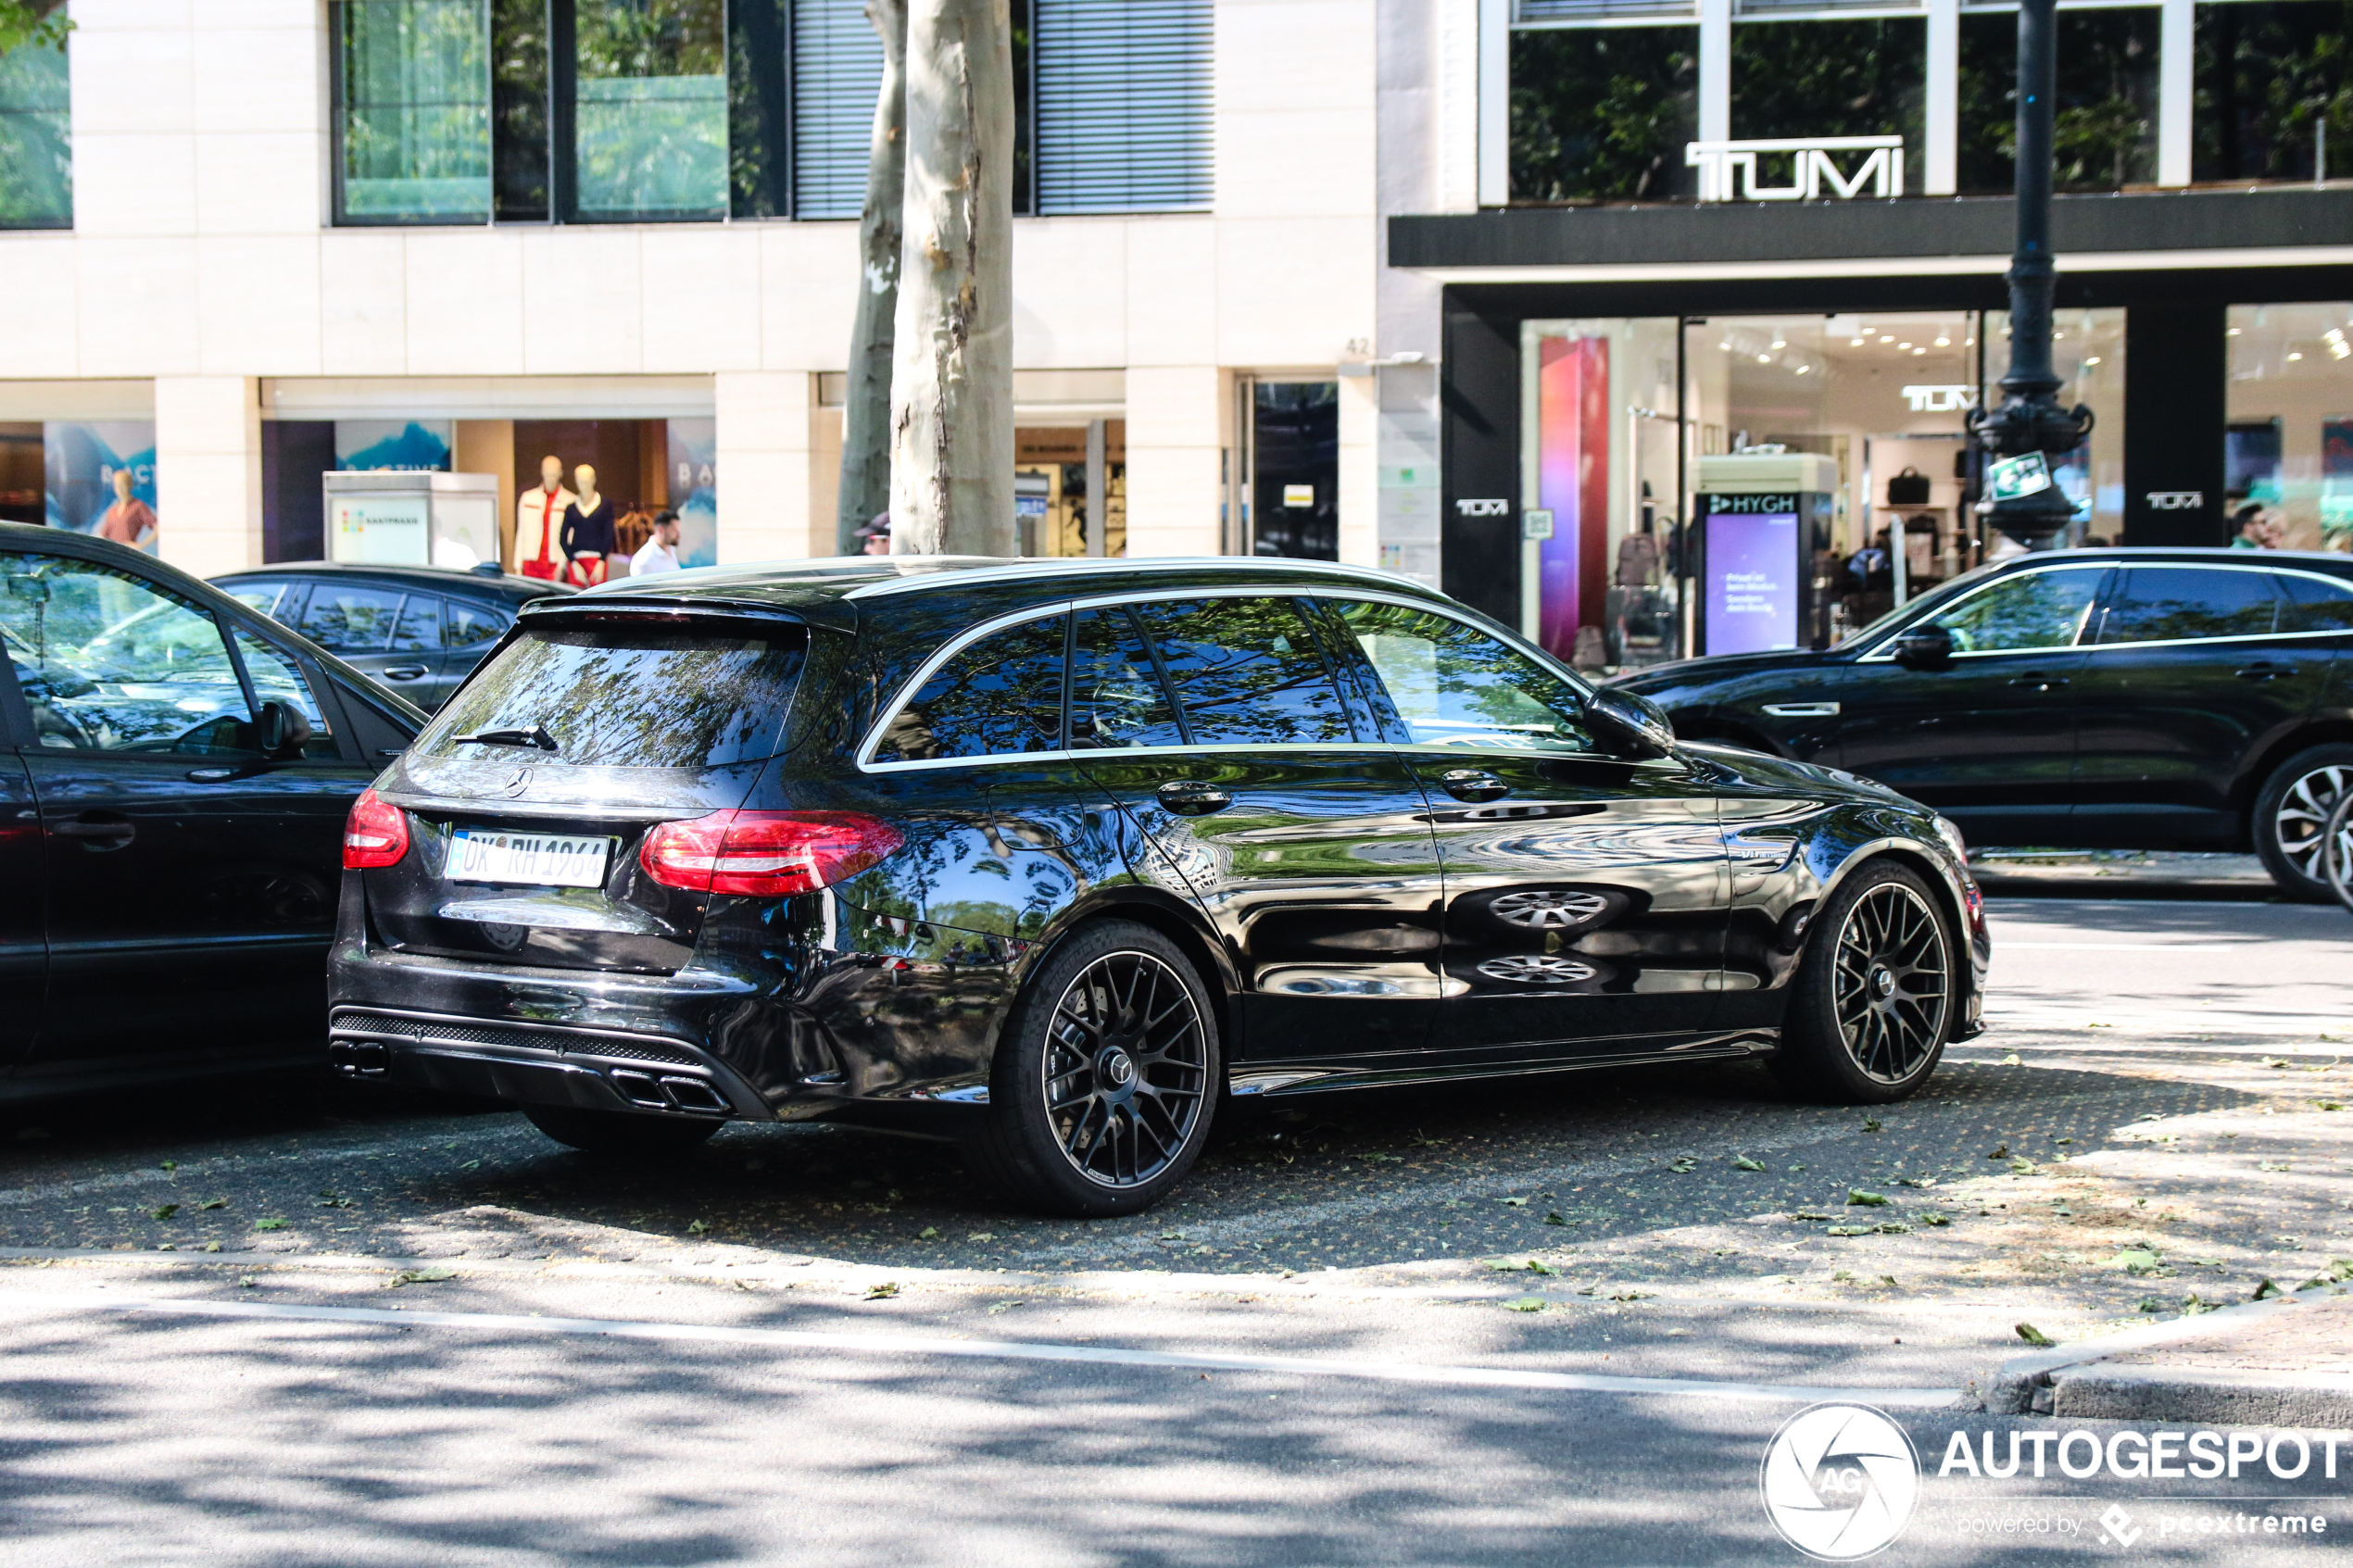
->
[1252,384,1339,560]
[1509,27,1699,203]
[0,6,71,231]
[334,0,493,224]
[1730,19,1925,194]
[569,0,726,220]
[2225,303,2353,552]
[1957,6,2159,194]
[2196,1,2351,183]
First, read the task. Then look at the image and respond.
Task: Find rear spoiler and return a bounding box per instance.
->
[518,595,849,634]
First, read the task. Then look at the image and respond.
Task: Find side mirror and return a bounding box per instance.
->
[1891,626,1955,671]
[255,699,312,759]
[1584,686,1677,760]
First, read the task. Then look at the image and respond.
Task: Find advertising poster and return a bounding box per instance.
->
[1704,504,1800,654]
[334,420,452,471]
[1534,335,1610,664]
[2324,419,2353,543]
[328,494,431,564]
[43,421,157,549]
[666,417,718,569]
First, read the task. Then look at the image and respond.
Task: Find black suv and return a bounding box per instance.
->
[328,557,1985,1214]
[1615,548,2353,897]
[214,562,573,711]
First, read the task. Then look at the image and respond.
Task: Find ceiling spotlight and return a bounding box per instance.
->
[2288,351,2305,361]
[1933,336,1951,346]
[2054,332,2066,340]
[1913,346,1927,356]
[1898,343,1912,350]
[2083,356,2101,366]
[2333,342,2351,359]
[1756,354,1772,363]
[1770,339,1787,349]
[1850,337,1866,346]
[1879,335,1894,343]
[1794,364,1811,374]
[2228,327,2243,336]
[1719,342,1731,351]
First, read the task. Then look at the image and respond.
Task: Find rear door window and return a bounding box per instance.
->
[298,583,405,653]
[446,599,511,647]
[2276,572,2353,633]
[391,595,445,651]
[1128,596,1354,746]
[221,580,290,619]
[1332,599,1593,753]
[872,613,1066,764]
[2096,567,2281,645]
[413,622,807,769]
[1069,605,1183,749]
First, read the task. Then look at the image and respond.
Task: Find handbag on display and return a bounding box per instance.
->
[1887,467,1931,506]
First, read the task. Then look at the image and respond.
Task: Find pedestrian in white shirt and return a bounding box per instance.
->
[631,509,683,576]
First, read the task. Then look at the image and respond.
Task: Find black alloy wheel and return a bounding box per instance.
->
[2254,746,2353,901]
[1771,860,1954,1105]
[969,919,1219,1216]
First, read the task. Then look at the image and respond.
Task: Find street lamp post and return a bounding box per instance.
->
[1969,0,2093,549]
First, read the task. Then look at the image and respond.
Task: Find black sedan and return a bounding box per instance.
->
[1614,546,2353,899]
[328,557,1985,1215]
[213,561,573,711]
[0,523,423,1102]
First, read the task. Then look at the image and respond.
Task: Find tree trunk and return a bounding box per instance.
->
[887,0,1015,557]
[835,0,907,554]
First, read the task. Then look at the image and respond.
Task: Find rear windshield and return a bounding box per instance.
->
[413,622,806,770]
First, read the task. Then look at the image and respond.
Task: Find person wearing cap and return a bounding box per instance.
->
[856,511,891,556]
[631,508,683,576]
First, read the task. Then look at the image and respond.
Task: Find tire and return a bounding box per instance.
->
[2252,745,2353,902]
[522,1102,724,1157]
[1769,860,1955,1105]
[966,919,1220,1217]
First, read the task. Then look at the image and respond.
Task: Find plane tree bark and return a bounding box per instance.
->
[835,0,907,554]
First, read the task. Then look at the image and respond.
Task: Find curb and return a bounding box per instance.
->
[1960,1279,2353,1427]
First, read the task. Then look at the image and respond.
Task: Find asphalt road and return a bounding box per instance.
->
[3,890,2350,1564]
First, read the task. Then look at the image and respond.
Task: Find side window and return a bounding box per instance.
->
[297,583,405,653]
[1070,606,1184,749]
[446,599,512,648]
[872,614,1066,764]
[2096,567,2280,645]
[233,631,342,760]
[222,580,288,619]
[391,595,445,652]
[1127,597,1354,746]
[2276,573,2353,633]
[0,552,260,756]
[1332,599,1592,753]
[1926,566,2108,654]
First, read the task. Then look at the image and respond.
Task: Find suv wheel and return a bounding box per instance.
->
[2253,745,2353,901]
[1769,860,1954,1105]
[522,1103,724,1156]
[967,920,1220,1217]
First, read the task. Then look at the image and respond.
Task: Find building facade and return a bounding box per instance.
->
[0,0,2347,674]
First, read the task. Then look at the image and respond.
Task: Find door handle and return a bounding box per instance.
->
[1155,780,1233,816]
[2234,664,2287,681]
[382,665,430,681]
[51,814,135,849]
[1440,769,1511,803]
[2006,674,2069,692]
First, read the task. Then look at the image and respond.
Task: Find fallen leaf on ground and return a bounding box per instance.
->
[1875,1223,1910,1235]
[151,1204,178,1221]
[2000,1054,2022,1066]
[2110,1248,2162,1273]
[2254,1279,2284,1300]
[1544,1212,1567,1226]
[2015,1323,2056,1347]
[252,1218,286,1232]
[864,1282,900,1300]
[1667,1159,1696,1173]
[388,1268,455,1287]
[1501,1298,1545,1312]
[1847,1190,1889,1207]
[1986,1146,2010,1160]
[1862,1118,1882,1132]
[1827,1225,1871,1236]
[687,1220,710,1235]
[197,1198,227,1210]
[918,1226,938,1239]
[987,1301,1022,1314]
[968,1232,996,1243]
[1793,1210,1833,1222]
[1501,1197,1529,1207]
[1732,1156,1766,1173]
[1920,1212,1951,1227]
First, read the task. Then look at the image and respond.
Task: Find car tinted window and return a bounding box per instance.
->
[1925,566,2107,654]
[872,613,1066,763]
[298,583,404,652]
[2096,567,2280,645]
[414,623,806,770]
[222,580,288,618]
[0,552,264,756]
[1069,605,1184,749]
[1333,599,1592,753]
[446,599,510,647]
[391,595,444,652]
[233,629,340,759]
[1129,597,1353,746]
[2276,572,2353,633]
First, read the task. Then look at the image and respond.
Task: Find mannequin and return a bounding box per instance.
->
[560,463,616,587]
[515,454,575,580]
[95,468,157,550]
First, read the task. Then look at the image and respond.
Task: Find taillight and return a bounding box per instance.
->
[343,787,409,869]
[639,810,903,897]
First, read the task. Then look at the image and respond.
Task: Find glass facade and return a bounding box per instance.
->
[0,16,70,230]
[2225,303,2353,550]
[334,0,493,224]
[2196,0,2351,182]
[1958,7,2159,194]
[569,0,726,221]
[1730,18,1925,193]
[1509,27,1699,203]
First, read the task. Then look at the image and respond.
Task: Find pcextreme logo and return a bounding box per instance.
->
[1760,1404,1923,1561]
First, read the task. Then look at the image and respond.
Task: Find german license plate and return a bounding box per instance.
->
[447,829,610,888]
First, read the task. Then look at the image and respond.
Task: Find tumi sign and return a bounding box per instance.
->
[1684,136,1905,204]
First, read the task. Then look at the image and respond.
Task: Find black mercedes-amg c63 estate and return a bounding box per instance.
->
[328,557,1988,1214]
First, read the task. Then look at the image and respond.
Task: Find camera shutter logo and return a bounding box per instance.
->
[1758,1403,1920,1560]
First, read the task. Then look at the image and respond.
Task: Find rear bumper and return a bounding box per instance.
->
[328,1005,763,1121]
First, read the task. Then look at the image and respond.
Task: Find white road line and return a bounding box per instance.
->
[0,1289,1961,1408]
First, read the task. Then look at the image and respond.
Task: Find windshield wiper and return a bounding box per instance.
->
[454,724,560,753]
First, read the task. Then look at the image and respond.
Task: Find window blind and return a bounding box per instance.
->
[792,0,887,219]
[1034,0,1213,215]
